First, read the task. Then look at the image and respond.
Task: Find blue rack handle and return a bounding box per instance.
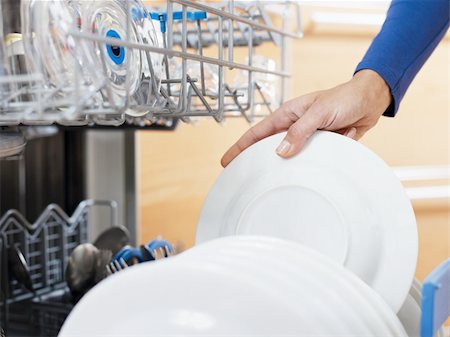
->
[421,258,450,337]
[150,11,208,33]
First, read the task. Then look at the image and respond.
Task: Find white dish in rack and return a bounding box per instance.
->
[60,236,407,336]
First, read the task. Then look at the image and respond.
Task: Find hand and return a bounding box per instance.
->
[221,69,392,167]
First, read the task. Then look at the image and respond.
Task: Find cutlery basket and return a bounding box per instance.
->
[0,199,118,336]
[30,288,74,337]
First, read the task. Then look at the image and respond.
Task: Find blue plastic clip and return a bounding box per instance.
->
[112,240,174,264]
[105,30,125,65]
[147,239,174,254]
[150,11,207,33]
[421,258,450,337]
[113,245,144,264]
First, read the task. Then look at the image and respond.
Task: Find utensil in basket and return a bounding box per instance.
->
[107,239,175,274]
[65,243,99,300]
[106,258,129,275]
[66,243,114,300]
[0,128,27,159]
[93,226,130,256]
[8,245,33,292]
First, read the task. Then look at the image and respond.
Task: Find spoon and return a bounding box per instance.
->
[93,226,130,256]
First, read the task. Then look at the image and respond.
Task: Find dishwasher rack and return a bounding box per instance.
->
[0,199,118,336]
[0,0,302,126]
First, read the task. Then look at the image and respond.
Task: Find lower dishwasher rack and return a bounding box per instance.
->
[0,199,118,336]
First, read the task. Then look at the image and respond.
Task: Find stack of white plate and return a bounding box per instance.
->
[59,236,408,336]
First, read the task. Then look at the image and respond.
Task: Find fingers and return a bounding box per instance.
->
[335,127,356,137]
[221,115,279,167]
[340,127,367,140]
[276,108,325,157]
[353,127,368,140]
[344,127,357,139]
[221,103,300,167]
[221,96,316,167]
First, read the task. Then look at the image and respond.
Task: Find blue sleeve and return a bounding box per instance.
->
[355,0,449,117]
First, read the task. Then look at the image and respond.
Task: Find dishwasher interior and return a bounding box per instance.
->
[0,0,302,335]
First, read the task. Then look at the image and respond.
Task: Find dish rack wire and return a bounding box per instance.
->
[0,0,302,127]
[0,199,118,336]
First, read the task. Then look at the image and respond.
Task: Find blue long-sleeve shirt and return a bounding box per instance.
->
[355,0,450,117]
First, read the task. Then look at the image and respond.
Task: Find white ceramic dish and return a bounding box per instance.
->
[183,236,407,336]
[83,0,163,116]
[182,245,370,334]
[60,236,407,337]
[59,257,320,336]
[397,279,445,337]
[398,293,421,337]
[196,131,418,312]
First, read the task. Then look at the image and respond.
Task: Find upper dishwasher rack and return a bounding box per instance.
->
[0,0,302,126]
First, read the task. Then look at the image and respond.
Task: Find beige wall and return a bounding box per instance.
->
[138,5,449,282]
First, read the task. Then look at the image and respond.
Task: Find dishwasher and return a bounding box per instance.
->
[0,1,448,336]
[0,0,302,335]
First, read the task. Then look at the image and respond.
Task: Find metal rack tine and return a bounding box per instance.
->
[0,0,301,125]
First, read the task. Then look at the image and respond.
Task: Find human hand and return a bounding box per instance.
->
[221,69,392,167]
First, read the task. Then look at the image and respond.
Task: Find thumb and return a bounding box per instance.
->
[276,108,324,157]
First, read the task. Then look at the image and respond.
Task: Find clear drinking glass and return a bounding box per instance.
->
[21,0,104,118]
[83,0,163,117]
[165,57,219,110]
[0,0,10,99]
[232,55,279,114]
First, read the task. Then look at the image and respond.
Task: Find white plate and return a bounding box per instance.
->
[398,293,421,337]
[183,236,407,336]
[60,236,407,336]
[60,259,310,336]
[398,279,445,337]
[196,131,418,312]
[410,278,423,304]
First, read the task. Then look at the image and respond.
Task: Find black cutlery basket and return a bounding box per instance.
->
[0,200,116,336]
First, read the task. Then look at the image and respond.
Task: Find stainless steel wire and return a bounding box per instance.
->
[0,0,302,126]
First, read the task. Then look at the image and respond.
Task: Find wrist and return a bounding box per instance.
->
[353,69,392,112]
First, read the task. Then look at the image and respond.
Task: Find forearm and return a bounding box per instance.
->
[355,0,450,116]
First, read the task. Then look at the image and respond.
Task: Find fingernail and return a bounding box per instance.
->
[345,127,357,139]
[276,140,291,156]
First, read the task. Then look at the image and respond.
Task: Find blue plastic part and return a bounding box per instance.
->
[146,239,174,254]
[113,246,143,264]
[112,240,174,265]
[105,30,125,65]
[150,11,207,33]
[421,258,450,337]
[131,7,147,20]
